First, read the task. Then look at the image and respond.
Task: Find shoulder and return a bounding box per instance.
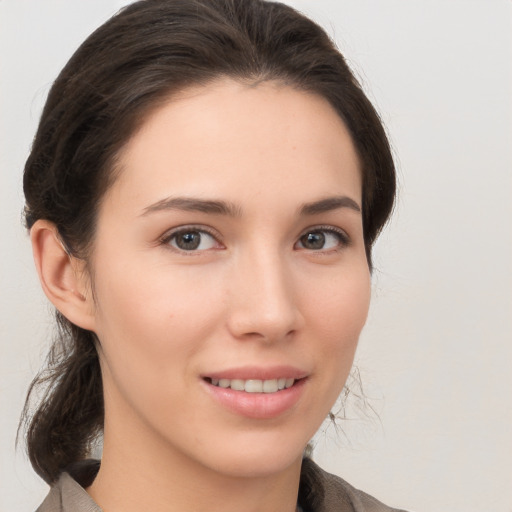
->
[35,460,101,512]
[299,458,408,512]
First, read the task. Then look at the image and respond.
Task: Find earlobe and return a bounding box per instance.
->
[30,220,96,331]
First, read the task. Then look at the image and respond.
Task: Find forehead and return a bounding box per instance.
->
[105,78,362,216]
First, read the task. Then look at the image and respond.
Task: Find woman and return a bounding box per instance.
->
[21,0,402,510]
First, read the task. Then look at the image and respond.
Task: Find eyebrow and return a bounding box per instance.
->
[299,196,361,216]
[141,196,242,217]
[141,195,361,218]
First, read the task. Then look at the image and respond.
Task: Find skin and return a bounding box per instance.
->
[32,78,370,512]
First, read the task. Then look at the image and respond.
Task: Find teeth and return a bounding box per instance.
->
[263,379,278,393]
[245,379,263,393]
[230,379,245,391]
[209,378,296,393]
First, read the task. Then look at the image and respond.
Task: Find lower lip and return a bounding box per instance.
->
[202,378,307,419]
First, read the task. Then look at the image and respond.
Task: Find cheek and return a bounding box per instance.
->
[302,264,371,387]
[94,254,222,335]
[90,257,225,394]
[304,263,371,340]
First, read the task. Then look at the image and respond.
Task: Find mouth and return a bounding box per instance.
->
[202,374,307,419]
[204,377,297,393]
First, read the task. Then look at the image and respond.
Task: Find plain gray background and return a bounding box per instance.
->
[1,1,511,511]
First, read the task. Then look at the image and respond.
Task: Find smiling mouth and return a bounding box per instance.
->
[204,377,297,393]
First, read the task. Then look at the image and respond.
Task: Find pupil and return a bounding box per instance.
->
[177,232,200,250]
[303,232,325,249]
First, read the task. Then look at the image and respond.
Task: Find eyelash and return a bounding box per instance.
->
[160,225,223,254]
[159,225,350,253]
[295,225,351,253]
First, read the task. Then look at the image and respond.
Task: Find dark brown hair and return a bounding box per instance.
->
[21,0,395,484]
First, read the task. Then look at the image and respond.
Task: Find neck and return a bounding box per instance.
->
[87,419,303,512]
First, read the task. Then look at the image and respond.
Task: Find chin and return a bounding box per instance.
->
[196,430,309,479]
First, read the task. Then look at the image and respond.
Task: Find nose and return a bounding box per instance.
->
[226,248,303,343]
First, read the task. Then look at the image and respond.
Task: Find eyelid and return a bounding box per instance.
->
[295,225,351,250]
[157,224,350,253]
[159,224,224,252]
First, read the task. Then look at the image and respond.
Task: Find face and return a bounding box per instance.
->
[87,78,370,478]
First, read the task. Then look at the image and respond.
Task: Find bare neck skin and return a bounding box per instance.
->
[87,383,302,512]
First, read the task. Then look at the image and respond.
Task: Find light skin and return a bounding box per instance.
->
[31,78,370,512]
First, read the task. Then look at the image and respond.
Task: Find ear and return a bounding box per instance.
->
[30,220,96,331]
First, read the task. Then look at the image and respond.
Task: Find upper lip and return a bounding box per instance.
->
[202,365,308,381]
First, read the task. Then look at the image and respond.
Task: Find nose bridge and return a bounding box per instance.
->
[227,243,301,341]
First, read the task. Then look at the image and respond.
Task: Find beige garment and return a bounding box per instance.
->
[35,458,408,512]
[36,471,101,512]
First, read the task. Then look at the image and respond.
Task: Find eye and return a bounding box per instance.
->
[165,228,220,252]
[295,228,349,251]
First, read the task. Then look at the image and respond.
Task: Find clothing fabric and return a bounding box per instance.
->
[36,458,407,512]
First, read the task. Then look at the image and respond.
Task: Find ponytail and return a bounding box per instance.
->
[20,313,103,484]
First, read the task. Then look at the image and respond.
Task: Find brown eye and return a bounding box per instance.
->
[168,230,217,251]
[300,232,326,250]
[296,229,348,251]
